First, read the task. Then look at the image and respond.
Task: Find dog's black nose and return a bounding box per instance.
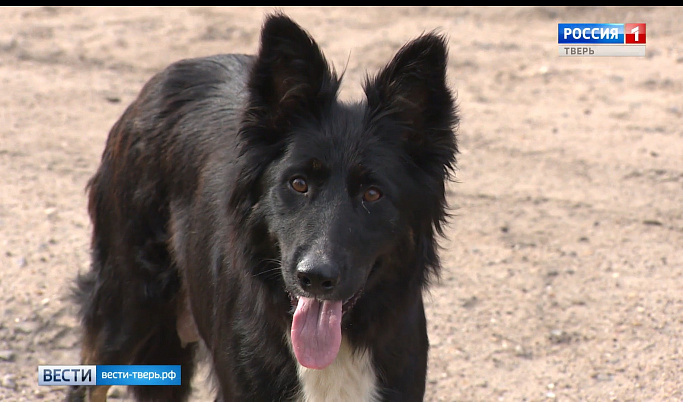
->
[296,259,340,296]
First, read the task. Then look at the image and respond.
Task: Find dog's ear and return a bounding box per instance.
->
[365,34,459,281]
[232,14,340,220]
[365,33,458,178]
[247,13,340,126]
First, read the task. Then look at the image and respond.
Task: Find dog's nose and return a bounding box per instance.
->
[296,258,340,296]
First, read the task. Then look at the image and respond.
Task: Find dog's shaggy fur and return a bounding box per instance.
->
[68,13,458,401]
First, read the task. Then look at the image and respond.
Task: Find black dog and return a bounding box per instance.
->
[69,13,458,402]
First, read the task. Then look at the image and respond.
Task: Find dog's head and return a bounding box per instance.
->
[230,13,458,369]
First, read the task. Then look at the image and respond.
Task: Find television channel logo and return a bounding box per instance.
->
[558,23,646,57]
[38,365,181,386]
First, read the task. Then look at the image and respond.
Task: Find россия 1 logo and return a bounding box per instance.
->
[558,23,646,57]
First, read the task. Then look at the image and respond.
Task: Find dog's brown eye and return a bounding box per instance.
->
[363,187,382,202]
[290,177,308,193]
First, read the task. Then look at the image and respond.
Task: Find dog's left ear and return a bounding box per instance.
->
[365,33,458,176]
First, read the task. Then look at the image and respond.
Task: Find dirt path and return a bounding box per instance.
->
[1,7,682,401]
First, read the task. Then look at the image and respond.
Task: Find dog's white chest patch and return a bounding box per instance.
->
[295,337,379,402]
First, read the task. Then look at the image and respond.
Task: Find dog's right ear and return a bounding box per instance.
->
[232,14,340,221]
[246,13,340,128]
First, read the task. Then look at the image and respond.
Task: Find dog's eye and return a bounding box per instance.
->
[290,177,308,193]
[363,187,382,202]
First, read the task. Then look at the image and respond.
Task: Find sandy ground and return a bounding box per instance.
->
[1,6,682,401]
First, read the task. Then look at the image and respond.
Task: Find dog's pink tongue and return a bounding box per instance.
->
[291,297,342,370]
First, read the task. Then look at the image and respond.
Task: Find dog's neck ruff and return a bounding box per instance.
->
[294,336,378,402]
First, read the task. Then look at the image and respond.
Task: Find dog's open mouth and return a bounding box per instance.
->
[287,289,363,315]
[286,260,379,370]
[287,289,363,370]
